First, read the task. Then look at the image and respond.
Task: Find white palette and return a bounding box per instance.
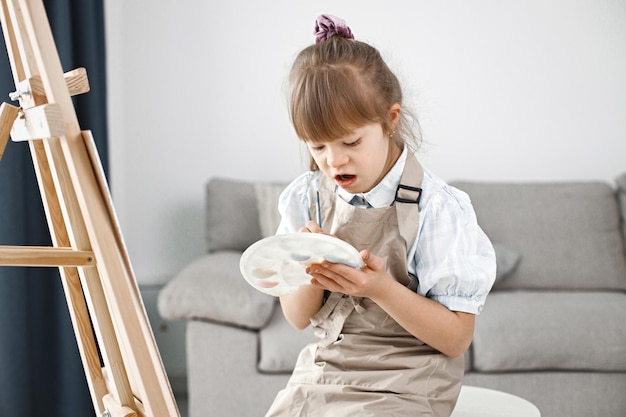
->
[240,233,364,296]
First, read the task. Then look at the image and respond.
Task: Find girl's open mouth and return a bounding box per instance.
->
[335,174,357,187]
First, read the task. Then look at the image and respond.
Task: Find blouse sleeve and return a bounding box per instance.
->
[276,171,319,235]
[414,185,496,315]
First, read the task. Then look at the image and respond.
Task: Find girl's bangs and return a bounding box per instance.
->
[291,68,379,143]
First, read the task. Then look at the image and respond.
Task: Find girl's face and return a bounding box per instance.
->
[306,122,401,194]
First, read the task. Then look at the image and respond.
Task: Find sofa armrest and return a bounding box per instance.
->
[157,251,276,329]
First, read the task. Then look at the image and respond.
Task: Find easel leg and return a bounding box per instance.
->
[0,1,180,415]
[30,140,110,414]
[34,136,137,411]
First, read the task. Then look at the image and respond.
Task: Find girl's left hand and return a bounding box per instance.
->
[308,250,394,298]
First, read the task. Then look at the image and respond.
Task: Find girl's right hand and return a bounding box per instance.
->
[299,220,324,234]
[279,220,327,329]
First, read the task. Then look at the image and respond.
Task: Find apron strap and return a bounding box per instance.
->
[394,153,424,263]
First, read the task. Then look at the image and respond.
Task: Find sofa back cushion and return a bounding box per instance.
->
[453,181,626,290]
[205,178,264,252]
[205,178,288,252]
[254,183,288,238]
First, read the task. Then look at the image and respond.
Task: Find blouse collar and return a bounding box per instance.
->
[335,147,408,208]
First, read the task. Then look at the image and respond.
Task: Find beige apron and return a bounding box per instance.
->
[266,154,464,417]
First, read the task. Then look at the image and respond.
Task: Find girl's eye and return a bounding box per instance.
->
[345,139,361,147]
[310,144,325,152]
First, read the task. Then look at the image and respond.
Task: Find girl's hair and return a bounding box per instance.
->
[289,36,421,170]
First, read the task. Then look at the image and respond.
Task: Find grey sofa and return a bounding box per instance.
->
[158,173,626,417]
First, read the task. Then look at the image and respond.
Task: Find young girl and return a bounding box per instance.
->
[266,14,496,417]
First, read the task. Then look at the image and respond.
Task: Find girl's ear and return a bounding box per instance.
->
[388,103,402,130]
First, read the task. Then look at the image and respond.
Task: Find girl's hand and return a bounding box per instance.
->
[308,250,394,298]
[279,220,328,330]
[299,220,324,234]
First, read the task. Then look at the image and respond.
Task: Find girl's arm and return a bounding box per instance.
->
[279,284,325,330]
[309,250,474,357]
[278,221,326,330]
[372,277,474,358]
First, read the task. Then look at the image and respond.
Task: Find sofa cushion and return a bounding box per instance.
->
[205,178,263,252]
[453,181,626,290]
[472,291,626,372]
[258,306,317,373]
[158,251,275,329]
[493,242,521,282]
[254,182,287,238]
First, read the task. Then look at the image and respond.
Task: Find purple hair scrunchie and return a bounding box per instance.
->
[314,14,354,44]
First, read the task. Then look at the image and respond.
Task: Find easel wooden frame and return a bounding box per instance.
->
[0,1,180,416]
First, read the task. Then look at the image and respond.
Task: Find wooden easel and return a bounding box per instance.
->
[0,1,180,416]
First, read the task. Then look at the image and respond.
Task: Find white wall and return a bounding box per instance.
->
[105,0,626,285]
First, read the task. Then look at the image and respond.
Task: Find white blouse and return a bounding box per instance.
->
[276,149,496,314]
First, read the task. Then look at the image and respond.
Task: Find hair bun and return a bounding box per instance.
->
[314,14,354,44]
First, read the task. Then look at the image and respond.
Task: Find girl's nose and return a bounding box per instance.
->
[327,147,348,167]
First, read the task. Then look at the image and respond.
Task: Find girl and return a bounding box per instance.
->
[266,14,496,417]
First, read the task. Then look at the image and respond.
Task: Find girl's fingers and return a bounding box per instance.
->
[309,262,359,293]
[361,250,385,272]
[305,220,323,233]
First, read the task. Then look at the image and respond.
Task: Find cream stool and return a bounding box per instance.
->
[451,386,541,417]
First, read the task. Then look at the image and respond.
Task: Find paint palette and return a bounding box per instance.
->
[239,233,364,296]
